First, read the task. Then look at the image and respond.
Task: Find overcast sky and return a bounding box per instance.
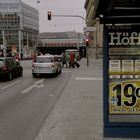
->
[21,0,86,33]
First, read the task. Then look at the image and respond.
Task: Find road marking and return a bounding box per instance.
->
[34,79,44,84]
[21,79,44,93]
[1,80,21,90]
[75,77,102,81]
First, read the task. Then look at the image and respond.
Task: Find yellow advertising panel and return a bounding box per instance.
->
[109,80,140,114]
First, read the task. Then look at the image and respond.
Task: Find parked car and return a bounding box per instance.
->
[0,57,23,81]
[32,54,62,77]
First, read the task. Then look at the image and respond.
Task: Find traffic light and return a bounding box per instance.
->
[85,38,89,46]
[47,11,51,20]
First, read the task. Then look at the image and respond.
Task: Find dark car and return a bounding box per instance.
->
[0,57,23,81]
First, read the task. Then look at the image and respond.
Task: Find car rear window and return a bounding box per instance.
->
[36,57,53,63]
[0,60,4,67]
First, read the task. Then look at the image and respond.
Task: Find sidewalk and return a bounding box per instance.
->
[35,58,140,140]
[35,58,104,140]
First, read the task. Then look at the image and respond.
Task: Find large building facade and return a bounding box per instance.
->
[84,0,103,59]
[37,31,86,57]
[0,0,39,56]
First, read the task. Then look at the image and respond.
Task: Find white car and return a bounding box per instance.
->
[32,54,62,77]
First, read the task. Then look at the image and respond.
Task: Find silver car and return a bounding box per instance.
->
[32,54,62,77]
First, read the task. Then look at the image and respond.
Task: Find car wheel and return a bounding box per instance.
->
[32,73,37,78]
[8,72,13,81]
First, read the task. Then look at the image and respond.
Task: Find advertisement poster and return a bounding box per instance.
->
[109,58,121,79]
[135,56,140,78]
[108,25,140,122]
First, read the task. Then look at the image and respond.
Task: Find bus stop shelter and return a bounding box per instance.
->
[95,0,140,138]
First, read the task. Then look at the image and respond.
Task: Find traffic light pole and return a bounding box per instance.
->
[51,14,89,66]
[52,14,86,21]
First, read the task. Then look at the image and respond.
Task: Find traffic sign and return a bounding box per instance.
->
[83,26,96,32]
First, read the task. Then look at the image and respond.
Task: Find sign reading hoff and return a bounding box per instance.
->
[109,32,140,45]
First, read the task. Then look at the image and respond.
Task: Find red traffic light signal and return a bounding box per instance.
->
[85,38,89,46]
[48,11,51,20]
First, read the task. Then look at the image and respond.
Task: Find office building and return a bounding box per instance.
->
[0,0,39,56]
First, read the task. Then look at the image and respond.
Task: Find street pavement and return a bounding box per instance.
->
[35,58,137,140]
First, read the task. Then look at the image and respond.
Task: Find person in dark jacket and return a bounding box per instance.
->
[62,51,68,68]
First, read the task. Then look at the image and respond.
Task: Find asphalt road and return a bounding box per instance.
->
[0,60,72,140]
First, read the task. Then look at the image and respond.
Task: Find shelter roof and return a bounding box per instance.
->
[96,0,140,23]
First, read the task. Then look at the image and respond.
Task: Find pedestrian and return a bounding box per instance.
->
[20,53,23,60]
[62,51,67,68]
[0,50,4,57]
[69,51,75,68]
[15,53,20,62]
[75,52,81,61]
[73,59,80,68]
[73,52,80,68]
[32,51,36,61]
